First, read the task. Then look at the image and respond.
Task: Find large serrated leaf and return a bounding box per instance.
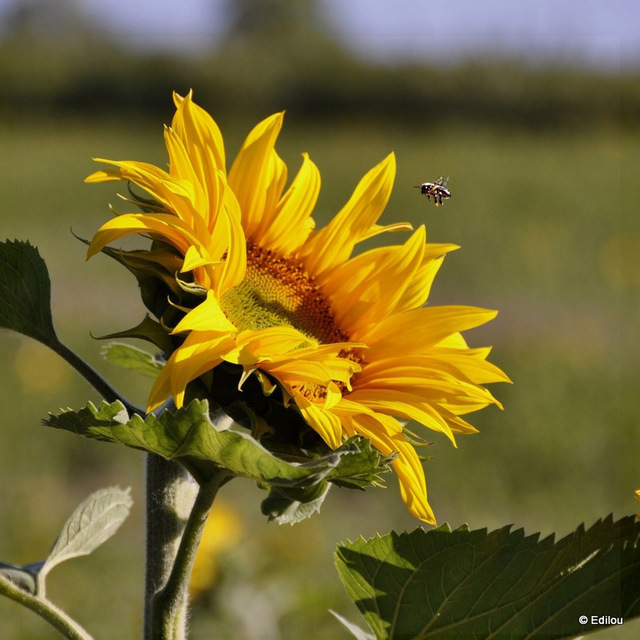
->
[0,240,57,345]
[43,400,390,523]
[40,486,133,579]
[335,516,640,639]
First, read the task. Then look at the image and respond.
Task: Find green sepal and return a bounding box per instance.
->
[175,275,207,296]
[261,439,393,524]
[123,182,167,214]
[94,314,175,355]
[335,516,640,639]
[43,399,392,523]
[326,438,394,490]
[75,229,183,320]
[0,240,58,346]
[99,245,183,316]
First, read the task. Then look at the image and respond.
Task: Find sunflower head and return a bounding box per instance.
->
[87,90,509,524]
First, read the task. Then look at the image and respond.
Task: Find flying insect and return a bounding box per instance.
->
[415,176,451,206]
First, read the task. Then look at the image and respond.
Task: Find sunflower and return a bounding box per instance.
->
[87,91,509,523]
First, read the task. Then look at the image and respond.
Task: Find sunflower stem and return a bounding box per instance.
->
[156,469,231,638]
[143,453,232,639]
[144,455,196,640]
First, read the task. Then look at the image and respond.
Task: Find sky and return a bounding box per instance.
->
[1,0,639,69]
[323,0,638,69]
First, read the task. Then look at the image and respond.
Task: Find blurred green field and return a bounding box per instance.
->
[0,113,638,639]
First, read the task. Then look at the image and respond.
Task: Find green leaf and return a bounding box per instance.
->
[44,400,391,523]
[0,240,57,346]
[335,516,640,639]
[260,439,393,524]
[260,478,330,525]
[40,487,133,579]
[102,342,162,378]
[0,488,132,599]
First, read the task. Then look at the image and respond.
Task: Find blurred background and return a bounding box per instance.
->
[0,0,638,638]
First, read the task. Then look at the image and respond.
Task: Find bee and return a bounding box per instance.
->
[415,176,451,206]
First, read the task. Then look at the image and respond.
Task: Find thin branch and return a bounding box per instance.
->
[50,339,143,416]
[0,574,94,640]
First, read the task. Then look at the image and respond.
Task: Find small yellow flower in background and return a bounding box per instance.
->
[190,501,243,599]
[87,90,509,524]
[14,339,71,392]
[635,490,640,519]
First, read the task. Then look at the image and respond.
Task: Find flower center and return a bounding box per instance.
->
[220,243,349,345]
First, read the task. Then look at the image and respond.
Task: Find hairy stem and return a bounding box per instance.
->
[0,574,94,640]
[143,453,232,639]
[144,455,197,640]
[153,468,232,638]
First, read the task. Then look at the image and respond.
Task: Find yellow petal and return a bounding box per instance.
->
[168,332,236,407]
[356,354,510,390]
[260,153,320,254]
[347,413,435,524]
[86,213,202,259]
[225,326,314,365]
[250,149,288,242]
[420,349,513,385]
[149,331,236,413]
[181,245,217,272]
[346,388,458,446]
[394,242,459,313]
[301,153,397,276]
[164,125,208,216]
[325,227,427,333]
[87,158,196,223]
[292,391,344,449]
[358,221,413,241]
[358,306,498,355]
[228,112,285,236]
[172,90,226,200]
[146,365,173,413]
[172,291,238,334]
[212,185,247,295]
[85,168,124,183]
